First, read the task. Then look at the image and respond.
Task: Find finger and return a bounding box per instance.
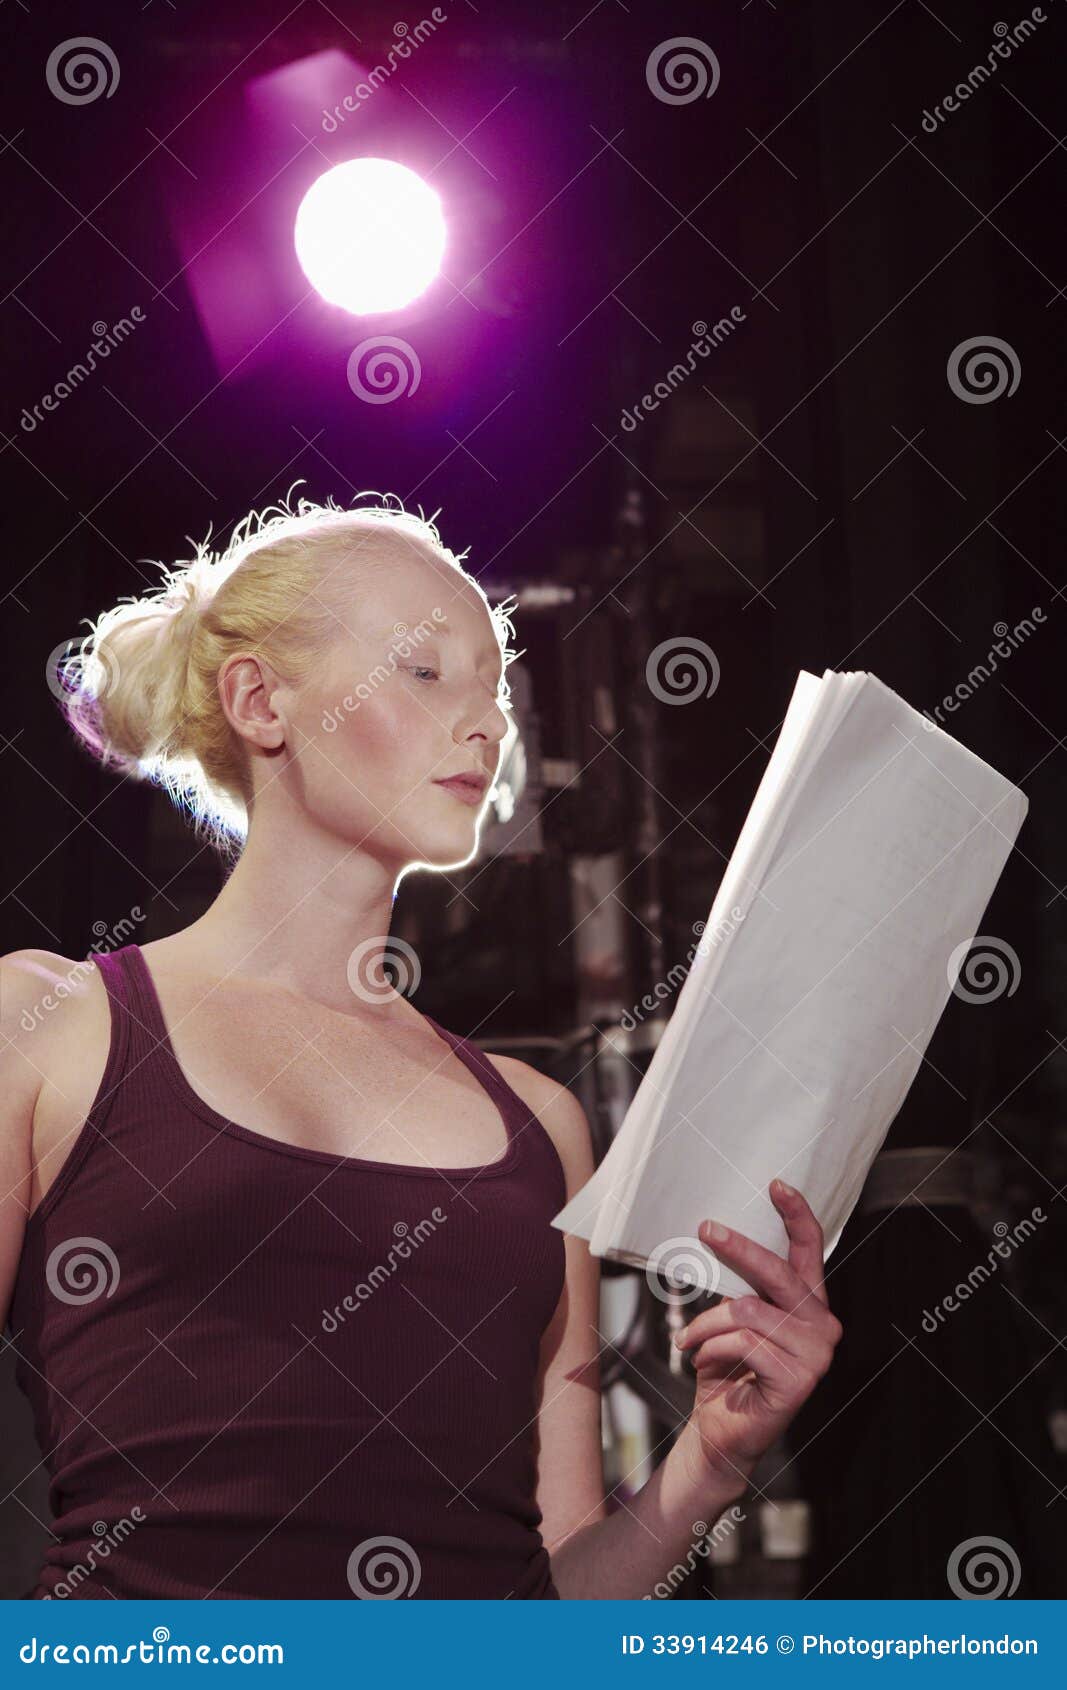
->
[697,1215,819,1319]
[690,1329,803,1402]
[769,1178,829,1307]
[678,1294,839,1363]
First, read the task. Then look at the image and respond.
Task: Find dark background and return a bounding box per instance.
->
[1,0,1064,1598]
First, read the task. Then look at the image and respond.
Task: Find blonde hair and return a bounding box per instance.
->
[58,483,517,861]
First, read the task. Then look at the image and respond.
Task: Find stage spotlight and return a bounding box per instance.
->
[294,158,446,315]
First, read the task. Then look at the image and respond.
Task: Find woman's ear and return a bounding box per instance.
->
[217,651,288,751]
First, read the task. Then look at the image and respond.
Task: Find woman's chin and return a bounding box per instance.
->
[405,822,483,873]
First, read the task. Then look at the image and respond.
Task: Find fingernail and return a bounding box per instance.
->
[704,1220,729,1244]
[774,1178,796,1196]
[675,1325,689,1347]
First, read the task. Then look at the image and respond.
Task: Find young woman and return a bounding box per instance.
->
[1,491,842,1600]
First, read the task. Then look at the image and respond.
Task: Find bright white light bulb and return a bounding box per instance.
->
[294,158,446,315]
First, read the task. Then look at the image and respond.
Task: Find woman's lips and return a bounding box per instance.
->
[433,775,487,807]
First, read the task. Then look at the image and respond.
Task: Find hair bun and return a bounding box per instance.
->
[159,557,212,621]
[58,481,494,865]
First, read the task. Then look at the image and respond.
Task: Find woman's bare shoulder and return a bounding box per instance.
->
[2,947,110,1072]
[484,1051,596,1195]
[2,947,107,1017]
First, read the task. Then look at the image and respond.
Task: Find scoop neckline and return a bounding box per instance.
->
[126,943,523,1182]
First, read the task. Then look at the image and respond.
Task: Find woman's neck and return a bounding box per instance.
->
[170,813,406,1015]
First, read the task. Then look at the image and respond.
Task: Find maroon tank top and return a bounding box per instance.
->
[7,943,568,1599]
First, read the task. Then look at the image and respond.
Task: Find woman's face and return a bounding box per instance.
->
[285,542,511,872]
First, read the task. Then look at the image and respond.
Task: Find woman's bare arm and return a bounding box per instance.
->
[499,1066,750,1599]
[506,1065,841,1599]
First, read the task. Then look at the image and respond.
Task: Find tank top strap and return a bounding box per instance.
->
[92,942,173,1074]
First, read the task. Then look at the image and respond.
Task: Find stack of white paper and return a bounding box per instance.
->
[552,668,1028,1300]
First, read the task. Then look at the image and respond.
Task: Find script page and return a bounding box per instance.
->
[555,673,1027,1301]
